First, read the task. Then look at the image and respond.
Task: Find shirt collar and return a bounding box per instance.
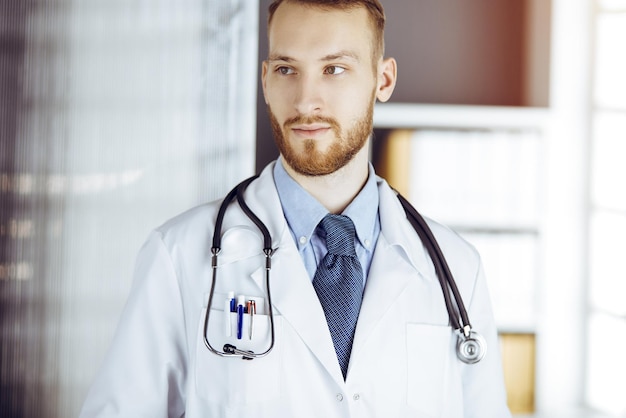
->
[273,157,379,251]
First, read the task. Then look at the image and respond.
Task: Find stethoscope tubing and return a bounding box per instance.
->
[204,175,483,363]
[203,175,275,359]
[396,192,472,336]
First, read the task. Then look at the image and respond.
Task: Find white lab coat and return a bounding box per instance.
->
[80,162,511,418]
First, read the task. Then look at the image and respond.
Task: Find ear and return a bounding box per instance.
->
[261,60,269,104]
[375,57,397,103]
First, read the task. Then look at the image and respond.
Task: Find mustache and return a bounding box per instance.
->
[283,115,340,130]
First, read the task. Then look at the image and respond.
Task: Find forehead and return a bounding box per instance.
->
[268,2,374,61]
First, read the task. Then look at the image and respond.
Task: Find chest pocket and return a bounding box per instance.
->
[195,305,283,405]
[406,323,452,417]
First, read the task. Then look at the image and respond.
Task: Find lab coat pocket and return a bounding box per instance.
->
[195,307,282,405]
[406,323,451,417]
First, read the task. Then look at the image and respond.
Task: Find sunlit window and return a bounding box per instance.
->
[594,11,626,110]
[585,1,626,415]
[586,313,626,415]
[591,112,626,210]
[589,211,626,316]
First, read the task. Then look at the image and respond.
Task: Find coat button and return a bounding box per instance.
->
[353,394,360,401]
[336,393,344,402]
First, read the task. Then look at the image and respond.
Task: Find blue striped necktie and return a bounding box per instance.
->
[313,214,364,380]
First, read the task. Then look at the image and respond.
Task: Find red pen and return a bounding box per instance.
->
[246,300,256,339]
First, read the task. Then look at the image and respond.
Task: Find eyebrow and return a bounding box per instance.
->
[268,50,361,63]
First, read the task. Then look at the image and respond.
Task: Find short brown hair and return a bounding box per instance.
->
[267,0,386,59]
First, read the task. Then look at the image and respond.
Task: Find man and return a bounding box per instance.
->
[80,1,512,416]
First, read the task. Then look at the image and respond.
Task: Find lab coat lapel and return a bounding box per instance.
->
[349,178,434,368]
[244,164,345,384]
[248,228,345,385]
[351,234,414,352]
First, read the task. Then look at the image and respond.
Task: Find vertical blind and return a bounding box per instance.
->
[0,1,259,416]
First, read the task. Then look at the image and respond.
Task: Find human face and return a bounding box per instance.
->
[262,3,385,177]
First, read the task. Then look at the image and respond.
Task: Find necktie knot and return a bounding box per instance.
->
[319,214,357,257]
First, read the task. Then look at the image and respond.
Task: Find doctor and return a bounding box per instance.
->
[80,0,511,417]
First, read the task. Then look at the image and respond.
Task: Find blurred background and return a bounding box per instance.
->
[1,0,624,416]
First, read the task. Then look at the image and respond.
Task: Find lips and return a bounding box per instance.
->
[291,124,332,137]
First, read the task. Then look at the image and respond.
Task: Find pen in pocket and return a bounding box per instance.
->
[224,291,235,337]
[246,300,256,339]
[236,295,245,340]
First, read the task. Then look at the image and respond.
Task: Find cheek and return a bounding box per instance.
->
[266,77,295,101]
[342,93,374,124]
[266,90,292,120]
[337,80,376,107]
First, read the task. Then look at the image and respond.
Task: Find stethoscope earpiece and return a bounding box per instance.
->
[456,329,487,364]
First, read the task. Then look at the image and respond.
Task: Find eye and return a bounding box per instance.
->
[276,66,294,75]
[324,66,346,75]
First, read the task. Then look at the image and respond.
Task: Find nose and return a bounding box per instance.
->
[293,74,323,115]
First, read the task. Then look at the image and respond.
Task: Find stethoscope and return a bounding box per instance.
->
[203,175,486,365]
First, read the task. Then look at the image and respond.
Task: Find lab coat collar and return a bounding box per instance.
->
[214,163,288,265]
[375,176,435,281]
[242,162,433,280]
[237,162,288,251]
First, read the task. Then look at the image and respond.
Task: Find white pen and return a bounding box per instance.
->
[224,292,234,337]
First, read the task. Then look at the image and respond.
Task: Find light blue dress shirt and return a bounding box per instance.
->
[273,158,381,285]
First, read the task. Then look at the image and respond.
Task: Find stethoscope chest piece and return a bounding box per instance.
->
[456,328,487,364]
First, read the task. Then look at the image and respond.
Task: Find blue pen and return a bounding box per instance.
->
[236,295,245,340]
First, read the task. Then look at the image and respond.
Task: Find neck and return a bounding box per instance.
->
[282,146,370,214]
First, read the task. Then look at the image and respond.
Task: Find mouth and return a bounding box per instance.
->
[290,124,332,138]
